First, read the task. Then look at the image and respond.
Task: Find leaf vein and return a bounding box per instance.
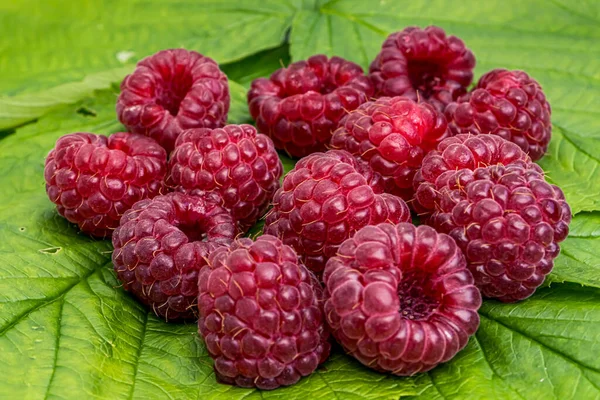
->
[43,297,65,400]
[128,311,149,399]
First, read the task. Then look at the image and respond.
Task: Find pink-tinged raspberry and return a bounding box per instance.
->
[112,193,237,321]
[414,136,571,302]
[413,134,531,213]
[323,223,481,375]
[198,235,331,390]
[445,69,551,161]
[166,124,282,233]
[369,26,475,111]
[248,55,374,158]
[264,150,411,275]
[44,132,166,238]
[117,49,230,153]
[330,96,451,201]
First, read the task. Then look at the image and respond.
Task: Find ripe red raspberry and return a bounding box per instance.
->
[414,136,571,302]
[44,132,166,238]
[264,150,411,275]
[413,134,531,213]
[166,124,283,232]
[323,223,481,375]
[369,26,475,111]
[112,193,237,321]
[198,235,331,390]
[248,55,374,158]
[330,96,451,201]
[117,49,230,152]
[445,69,551,161]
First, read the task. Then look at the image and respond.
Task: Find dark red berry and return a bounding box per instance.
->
[445,69,551,161]
[117,49,230,152]
[414,136,571,302]
[323,222,481,375]
[369,26,475,111]
[413,134,531,213]
[198,235,331,390]
[44,132,166,238]
[248,55,374,158]
[112,192,238,320]
[166,124,283,232]
[264,150,411,275]
[330,96,451,201]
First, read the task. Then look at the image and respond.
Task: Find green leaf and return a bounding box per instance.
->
[0,0,298,95]
[538,125,600,214]
[222,44,291,88]
[475,285,600,400]
[3,1,600,399]
[417,284,600,400]
[0,67,131,130]
[228,81,253,125]
[550,213,600,289]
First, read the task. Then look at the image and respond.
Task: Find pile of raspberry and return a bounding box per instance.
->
[42,24,571,391]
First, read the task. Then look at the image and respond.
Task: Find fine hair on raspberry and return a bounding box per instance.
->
[198,235,331,390]
[248,54,374,158]
[112,192,238,321]
[117,49,230,152]
[330,96,451,201]
[369,26,475,111]
[323,223,481,375]
[44,132,167,238]
[167,124,283,232]
[264,150,411,275]
[445,68,551,161]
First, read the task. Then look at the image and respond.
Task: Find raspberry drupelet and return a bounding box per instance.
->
[167,124,283,233]
[248,55,374,158]
[330,96,451,201]
[117,49,230,152]
[414,134,571,301]
[44,132,167,238]
[112,192,238,321]
[369,26,475,111]
[198,235,331,390]
[445,69,551,161]
[323,223,481,375]
[264,150,411,276]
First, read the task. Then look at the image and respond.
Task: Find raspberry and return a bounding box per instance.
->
[248,55,374,158]
[330,96,451,201]
[264,150,411,275]
[413,134,531,213]
[323,223,481,375]
[414,136,571,302]
[445,69,551,161]
[166,124,283,232]
[369,26,475,111]
[112,192,237,320]
[198,235,331,390]
[44,132,167,238]
[117,49,230,152]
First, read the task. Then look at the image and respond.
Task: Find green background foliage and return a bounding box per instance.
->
[1,1,599,398]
